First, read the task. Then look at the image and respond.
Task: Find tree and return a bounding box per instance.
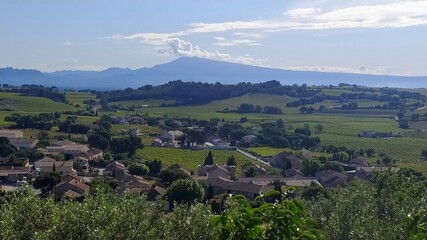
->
[146,159,162,175]
[128,163,149,176]
[422,150,427,160]
[204,151,214,165]
[336,151,350,162]
[33,172,61,194]
[88,134,109,150]
[244,166,257,177]
[314,124,324,134]
[381,155,394,166]
[301,159,323,176]
[166,179,204,205]
[226,156,236,166]
[366,148,376,157]
[213,195,322,239]
[0,137,17,157]
[276,118,285,129]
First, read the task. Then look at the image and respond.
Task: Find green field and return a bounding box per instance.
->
[65,92,97,109]
[137,146,257,172]
[0,92,78,113]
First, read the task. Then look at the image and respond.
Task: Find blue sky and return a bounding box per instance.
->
[1,0,426,76]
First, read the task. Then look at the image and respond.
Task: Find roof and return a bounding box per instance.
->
[105,161,126,172]
[148,185,166,195]
[239,176,320,187]
[206,165,230,173]
[8,138,38,145]
[211,177,267,194]
[52,140,76,146]
[78,148,103,159]
[56,179,90,193]
[64,144,89,151]
[35,156,56,163]
[358,166,400,172]
[40,161,73,167]
[0,129,23,134]
[283,168,304,177]
[64,189,83,198]
[0,167,30,176]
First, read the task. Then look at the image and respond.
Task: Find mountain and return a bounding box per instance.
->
[1,57,426,90]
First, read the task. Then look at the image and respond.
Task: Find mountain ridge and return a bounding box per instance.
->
[1,57,426,90]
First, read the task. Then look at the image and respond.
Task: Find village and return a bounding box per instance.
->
[0,126,399,203]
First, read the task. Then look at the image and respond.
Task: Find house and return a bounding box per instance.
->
[70,134,88,143]
[160,130,184,143]
[167,164,192,176]
[283,168,304,178]
[40,161,76,176]
[54,174,90,199]
[206,165,235,184]
[52,140,76,147]
[242,135,257,145]
[238,176,320,187]
[77,148,103,161]
[0,165,30,183]
[63,144,90,155]
[8,138,39,149]
[45,144,89,155]
[0,129,23,139]
[270,152,303,170]
[315,170,348,187]
[105,161,152,193]
[34,156,56,169]
[198,164,235,178]
[74,148,103,169]
[151,138,163,147]
[354,166,400,180]
[209,176,272,200]
[146,185,167,200]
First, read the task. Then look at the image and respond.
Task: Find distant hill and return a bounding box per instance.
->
[1,57,426,90]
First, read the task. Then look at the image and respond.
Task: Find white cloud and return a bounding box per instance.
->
[213,37,261,46]
[189,1,427,32]
[283,65,389,75]
[231,32,265,39]
[108,32,188,45]
[62,41,72,46]
[284,8,321,18]
[159,38,263,65]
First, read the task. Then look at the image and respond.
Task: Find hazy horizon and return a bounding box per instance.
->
[1,0,427,77]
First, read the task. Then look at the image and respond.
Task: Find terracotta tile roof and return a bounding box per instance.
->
[35,156,56,163]
[212,177,266,194]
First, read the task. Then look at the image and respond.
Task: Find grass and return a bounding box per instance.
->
[64,92,97,110]
[137,146,256,173]
[0,92,78,113]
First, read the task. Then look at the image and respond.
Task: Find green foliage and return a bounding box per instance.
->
[226,156,236,166]
[88,134,109,150]
[146,159,162,176]
[1,185,215,240]
[166,179,204,205]
[204,151,214,165]
[308,171,427,240]
[212,195,322,240]
[128,163,149,176]
[244,166,257,177]
[422,150,427,160]
[0,137,17,157]
[110,136,143,156]
[33,172,61,193]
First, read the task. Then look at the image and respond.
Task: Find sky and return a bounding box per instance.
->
[1,0,427,76]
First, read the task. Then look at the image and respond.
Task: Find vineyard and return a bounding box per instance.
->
[137,146,256,172]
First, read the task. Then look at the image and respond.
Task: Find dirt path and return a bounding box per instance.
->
[0,101,25,112]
